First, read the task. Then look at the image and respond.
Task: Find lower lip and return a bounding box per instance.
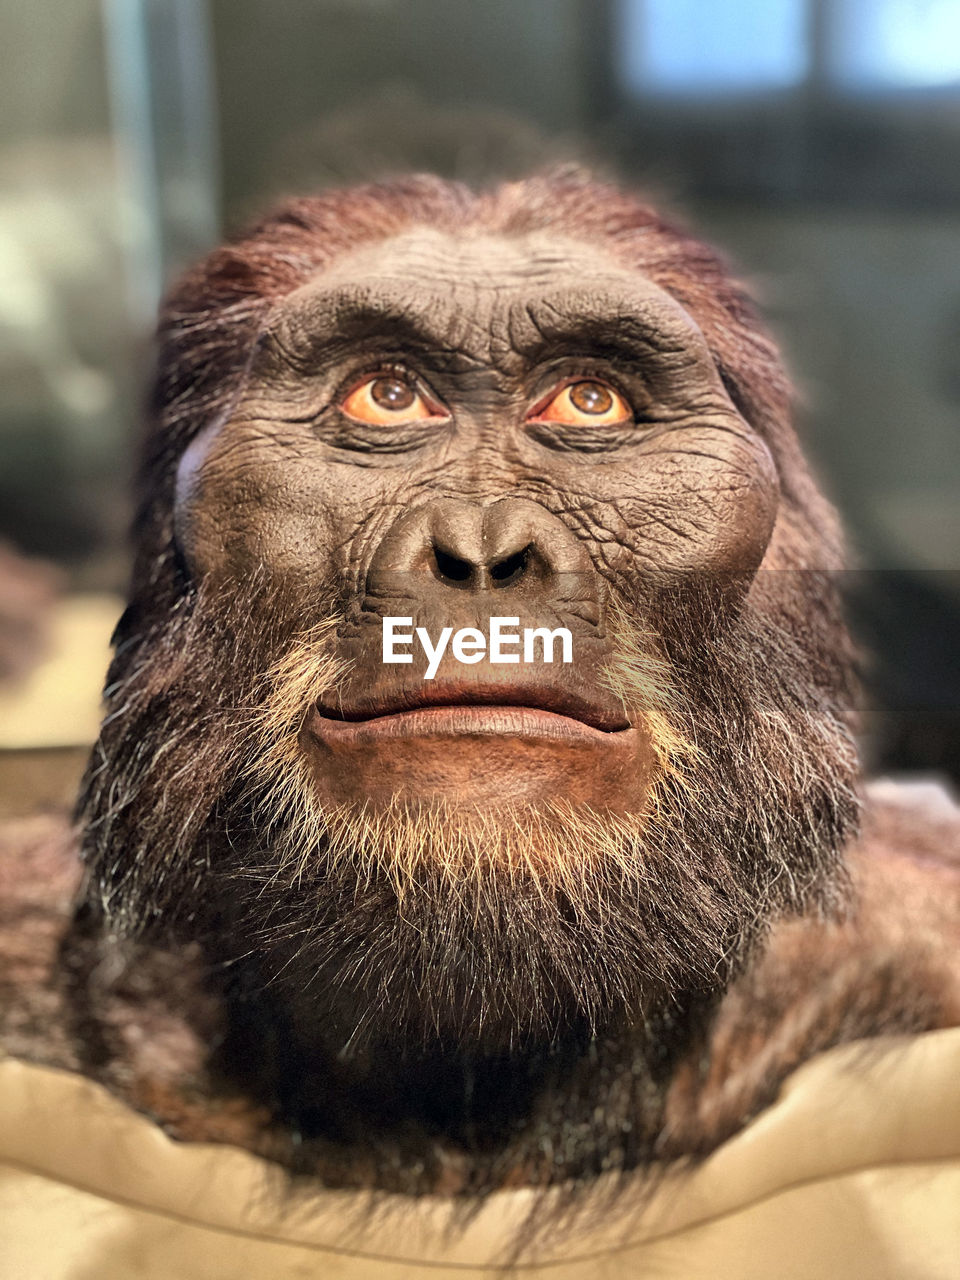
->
[308,704,628,744]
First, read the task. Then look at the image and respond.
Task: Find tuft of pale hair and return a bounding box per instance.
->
[597,599,702,811]
[242,607,701,910]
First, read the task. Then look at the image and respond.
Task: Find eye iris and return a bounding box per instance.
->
[569,381,614,415]
[370,377,416,411]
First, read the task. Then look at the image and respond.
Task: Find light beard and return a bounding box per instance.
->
[78,572,859,1062]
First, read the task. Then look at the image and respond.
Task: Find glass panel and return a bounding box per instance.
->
[0,0,218,577]
[0,0,130,568]
[618,0,809,96]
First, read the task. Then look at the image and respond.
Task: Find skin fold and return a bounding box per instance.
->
[1,172,957,1208]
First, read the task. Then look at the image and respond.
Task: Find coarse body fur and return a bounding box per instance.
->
[1,781,958,1197]
[1,173,958,1209]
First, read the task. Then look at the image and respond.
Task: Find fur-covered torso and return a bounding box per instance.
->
[2,778,957,1196]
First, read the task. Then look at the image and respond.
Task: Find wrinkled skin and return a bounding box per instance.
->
[3,175,950,1204]
[175,230,778,817]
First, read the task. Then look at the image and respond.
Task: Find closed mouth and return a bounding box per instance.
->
[310,680,632,740]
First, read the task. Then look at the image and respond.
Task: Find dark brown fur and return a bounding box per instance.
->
[1,783,957,1193]
[1,173,957,1207]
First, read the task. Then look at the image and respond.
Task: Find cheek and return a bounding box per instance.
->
[173,424,381,587]
[547,431,779,582]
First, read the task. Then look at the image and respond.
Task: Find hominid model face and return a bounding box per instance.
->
[173,228,778,816]
[80,177,858,1063]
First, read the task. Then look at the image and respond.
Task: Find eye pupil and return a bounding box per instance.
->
[371,377,415,410]
[569,381,613,415]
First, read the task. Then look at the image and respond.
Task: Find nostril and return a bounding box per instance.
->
[433,547,474,586]
[490,546,530,587]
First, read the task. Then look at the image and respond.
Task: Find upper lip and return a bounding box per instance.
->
[314,679,631,733]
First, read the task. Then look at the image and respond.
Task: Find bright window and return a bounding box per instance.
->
[829,0,960,90]
[618,0,809,95]
[619,0,960,97]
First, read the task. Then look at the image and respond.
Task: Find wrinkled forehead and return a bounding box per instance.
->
[269,227,708,367]
[316,226,640,291]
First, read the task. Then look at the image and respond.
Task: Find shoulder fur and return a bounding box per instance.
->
[1,781,957,1176]
[663,779,960,1154]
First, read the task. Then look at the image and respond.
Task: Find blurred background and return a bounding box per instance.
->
[0,0,958,798]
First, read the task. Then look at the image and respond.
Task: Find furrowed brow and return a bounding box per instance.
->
[510,290,704,368]
[270,285,466,368]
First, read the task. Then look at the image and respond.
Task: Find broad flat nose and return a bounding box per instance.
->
[366,499,594,596]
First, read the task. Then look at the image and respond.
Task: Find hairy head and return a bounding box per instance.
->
[79,171,859,1071]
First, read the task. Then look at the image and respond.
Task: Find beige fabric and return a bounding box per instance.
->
[1,1029,958,1278]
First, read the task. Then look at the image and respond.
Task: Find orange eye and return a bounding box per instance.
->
[530,380,631,426]
[340,374,442,424]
